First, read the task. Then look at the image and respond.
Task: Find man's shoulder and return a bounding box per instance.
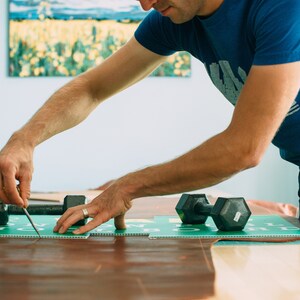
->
[134,11,199,56]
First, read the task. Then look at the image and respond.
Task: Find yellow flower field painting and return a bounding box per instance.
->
[9,0,191,77]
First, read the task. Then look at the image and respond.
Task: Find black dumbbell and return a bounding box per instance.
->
[176,193,251,231]
[0,195,87,226]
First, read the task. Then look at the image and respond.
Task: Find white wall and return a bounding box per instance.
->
[1,0,298,204]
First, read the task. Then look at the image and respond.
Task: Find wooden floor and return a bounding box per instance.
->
[213,243,300,300]
[1,194,300,300]
[0,237,217,300]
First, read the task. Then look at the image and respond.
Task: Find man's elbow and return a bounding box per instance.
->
[234,147,263,171]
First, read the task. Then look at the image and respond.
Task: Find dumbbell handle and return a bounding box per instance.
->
[0,201,9,225]
[0,195,87,226]
[194,201,214,216]
[8,204,64,215]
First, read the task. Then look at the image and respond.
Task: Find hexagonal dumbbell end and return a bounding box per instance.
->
[176,194,210,224]
[211,197,251,231]
[63,195,87,226]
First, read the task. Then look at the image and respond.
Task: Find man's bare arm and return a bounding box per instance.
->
[13,37,166,147]
[120,62,300,198]
[0,37,166,206]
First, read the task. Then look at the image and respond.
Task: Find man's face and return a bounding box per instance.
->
[138,0,213,24]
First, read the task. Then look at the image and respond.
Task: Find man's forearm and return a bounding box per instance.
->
[11,76,98,148]
[119,130,258,199]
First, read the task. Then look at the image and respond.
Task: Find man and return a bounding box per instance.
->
[0,0,299,234]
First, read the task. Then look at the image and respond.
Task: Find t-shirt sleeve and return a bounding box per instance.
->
[252,0,300,65]
[134,10,181,56]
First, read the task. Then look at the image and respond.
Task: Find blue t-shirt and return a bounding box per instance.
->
[134,0,300,166]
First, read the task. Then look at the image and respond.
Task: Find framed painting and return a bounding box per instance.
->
[9,0,191,77]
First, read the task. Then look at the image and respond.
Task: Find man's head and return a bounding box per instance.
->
[138,0,224,24]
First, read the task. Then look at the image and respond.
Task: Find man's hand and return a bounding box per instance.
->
[0,137,33,208]
[53,180,133,234]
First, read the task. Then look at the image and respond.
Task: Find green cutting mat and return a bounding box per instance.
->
[91,218,160,236]
[1,215,299,240]
[0,215,89,239]
[149,216,300,239]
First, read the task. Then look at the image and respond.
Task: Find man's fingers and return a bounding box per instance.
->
[54,204,115,234]
[56,211,83,234]
[2,178,24,207]
[73,217,108,235]
[54,204,98,234]
[114,214,126,230]
[0,175,9,204]
[73,212,126,234]
[53,206,82,233]
[18,180,31,208]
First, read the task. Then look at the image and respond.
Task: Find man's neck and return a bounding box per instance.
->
[197,0,224,17]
